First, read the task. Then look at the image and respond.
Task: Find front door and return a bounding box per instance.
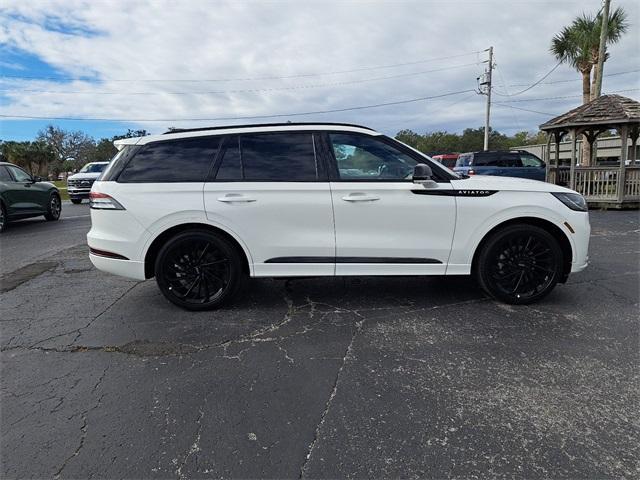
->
[4,165,45,215]
[325,132,457,275]
[203,133,335,277]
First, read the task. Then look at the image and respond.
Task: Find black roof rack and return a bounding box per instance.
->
[162,122,375,135]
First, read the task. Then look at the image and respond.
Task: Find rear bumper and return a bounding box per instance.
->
[89,253,146,280]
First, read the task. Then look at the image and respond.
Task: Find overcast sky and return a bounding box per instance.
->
[1,0,638,141]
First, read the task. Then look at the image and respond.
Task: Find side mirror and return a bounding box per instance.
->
[413,163,437,188]
[33,176,43,182]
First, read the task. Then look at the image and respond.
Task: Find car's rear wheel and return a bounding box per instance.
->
[0,202,7,233]
[71,199,82,204]
[154,230,242,310]
[476,224,563,304]
[44,193,61,221]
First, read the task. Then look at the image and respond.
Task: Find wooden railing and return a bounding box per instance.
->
[624,168,640,199]
[547,166,640,204]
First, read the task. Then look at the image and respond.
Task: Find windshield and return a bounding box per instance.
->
[79,163,108,173]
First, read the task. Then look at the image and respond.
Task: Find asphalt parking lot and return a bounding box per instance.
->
[1,206,638,479]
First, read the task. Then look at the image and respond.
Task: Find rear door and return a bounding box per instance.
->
[496,152,522,178]
[326,132,456,275]
[203,132,335,277]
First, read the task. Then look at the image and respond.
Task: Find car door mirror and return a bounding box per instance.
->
[32,176,43,182]
[413,163,437,188]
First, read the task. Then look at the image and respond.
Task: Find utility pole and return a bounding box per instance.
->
[481,46,494,151]
[594,0,611,98]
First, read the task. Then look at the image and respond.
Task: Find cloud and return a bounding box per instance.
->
[1,0,638,138]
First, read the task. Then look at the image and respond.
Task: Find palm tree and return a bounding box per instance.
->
[551,7,628,103]
[550,6,628,164]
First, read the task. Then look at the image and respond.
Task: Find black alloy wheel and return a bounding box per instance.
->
[155,230,242,310]
[476,225,563,304]
[0,202,6,233]
[44,193,61,221]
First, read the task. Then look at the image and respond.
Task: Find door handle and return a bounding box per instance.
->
[217,194,257,203]
[341,193,380,202]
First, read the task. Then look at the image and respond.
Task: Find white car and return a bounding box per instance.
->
[88,123,589,310]
[67,161,110,204]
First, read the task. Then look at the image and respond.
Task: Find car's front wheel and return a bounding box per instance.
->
[476,224,563,304]
[154,230,243,310]
[44,193,61,221]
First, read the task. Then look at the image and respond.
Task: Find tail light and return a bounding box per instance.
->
[89,192,125,210]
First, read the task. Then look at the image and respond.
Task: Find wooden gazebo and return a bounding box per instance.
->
[540,94,640,208]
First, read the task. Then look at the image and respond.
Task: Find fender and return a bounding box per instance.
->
[446,202,576,275]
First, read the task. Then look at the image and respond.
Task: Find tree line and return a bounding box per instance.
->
[0,126,148,178]
[394,127,548,155]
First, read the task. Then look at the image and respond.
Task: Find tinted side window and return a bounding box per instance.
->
[7,166,32,182]
[473,153,496,166]
[240,133,318,181]
[520,153,543,167]
[118,137,220,183]
[0,166,12,181]
[329,133,417,180]
[215,136,242,180]
[499,153,522,167]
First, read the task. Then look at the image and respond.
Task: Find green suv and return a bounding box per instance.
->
[0,162,62,233]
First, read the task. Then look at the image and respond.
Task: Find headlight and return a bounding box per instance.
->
[551,192,588,212]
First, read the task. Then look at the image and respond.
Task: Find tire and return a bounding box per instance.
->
[0,202,7,233]
[44,193,62,221]
[475,224,563,305]
[154,230,243,311]
[71,199,83,204]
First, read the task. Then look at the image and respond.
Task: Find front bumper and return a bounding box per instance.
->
[68,188,91,199]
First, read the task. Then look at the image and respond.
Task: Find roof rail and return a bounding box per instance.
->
[162,122,376,135]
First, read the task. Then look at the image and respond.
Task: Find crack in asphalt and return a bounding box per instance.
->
[299,308,366,479]
[53,362,111,479]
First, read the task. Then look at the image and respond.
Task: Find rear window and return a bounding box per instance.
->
[456,154,472,167]
[214,132,321,181]
[99,146,138,181]
[118,137,220,183]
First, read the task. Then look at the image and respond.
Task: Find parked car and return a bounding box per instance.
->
[431,153,459,169]
[453,150,546,181]
[88,122,589,310]
[0,162,61,233]
[67,161,110,204]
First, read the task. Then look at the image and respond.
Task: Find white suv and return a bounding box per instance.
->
[88,123,589,310]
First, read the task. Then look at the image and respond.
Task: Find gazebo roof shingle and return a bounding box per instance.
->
[540,94,640,131]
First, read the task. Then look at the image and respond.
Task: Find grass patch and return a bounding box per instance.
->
[53,180,69,200]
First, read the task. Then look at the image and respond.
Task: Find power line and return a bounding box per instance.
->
[0,63,481,96]
[0,51,482,83]
[0,89,477,122]
[492,88,640,104]
[503,68,640,88]
[491,62,562,97]
[493,103,557,116]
